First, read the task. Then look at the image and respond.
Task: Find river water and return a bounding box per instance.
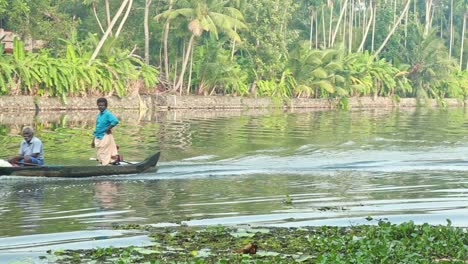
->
[1,107,468,261]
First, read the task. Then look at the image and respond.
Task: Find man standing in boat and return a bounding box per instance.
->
[91,98,120,165]
[8,126,45,166]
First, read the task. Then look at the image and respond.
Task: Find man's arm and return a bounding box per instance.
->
[106,125,115,134]
[31,141,42,158]
[106,112,119,134]
[9,145,25,163]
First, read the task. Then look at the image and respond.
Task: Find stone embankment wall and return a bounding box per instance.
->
[0,95,465,111]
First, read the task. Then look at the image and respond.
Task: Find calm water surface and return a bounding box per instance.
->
[1,107,468,261]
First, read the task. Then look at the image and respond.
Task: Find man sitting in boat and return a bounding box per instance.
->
[8,126,45,166]
[91,98,120,165]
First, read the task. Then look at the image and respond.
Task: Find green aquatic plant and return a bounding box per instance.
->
[282,194,293,205]
[49,220,468,263]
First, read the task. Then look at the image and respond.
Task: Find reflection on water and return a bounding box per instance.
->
[1,107,468,254]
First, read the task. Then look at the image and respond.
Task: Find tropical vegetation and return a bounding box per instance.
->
[0,0,466,100]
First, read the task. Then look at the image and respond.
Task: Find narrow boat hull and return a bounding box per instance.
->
[0,152,160,178]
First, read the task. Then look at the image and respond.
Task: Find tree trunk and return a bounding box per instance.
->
[358,0,373,52]
[321,6,327,48]
[461,13,467,70]
[174,34,195,92]
[92,4,105,34]
[349,0,354,52]
[331,0,349,47]
[309,11,315,49]
[187,48,194,94]
[173,49,178,88]
[449,0,454,58]
[328,4,334,47]
[179,40,186,95]
[105,0,112,36]
[362,0,367,36]
[424,0,432,36]
[231,22,237,59]
[371,2,376,51]
[374,0,411,58]
[163,0,173,86]
[115,0,133,37]
[343,0,348,47]
[405,2,409,47]
[89,0,130,63]
[315,13,319,48]
[144,0,152,64]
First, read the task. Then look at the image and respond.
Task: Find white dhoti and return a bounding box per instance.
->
[95,134,118,165]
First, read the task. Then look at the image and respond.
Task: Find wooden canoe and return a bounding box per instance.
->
[0,152,160,178]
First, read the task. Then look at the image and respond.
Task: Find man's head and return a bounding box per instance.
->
[97,98,108,112]
[22,126,34,143]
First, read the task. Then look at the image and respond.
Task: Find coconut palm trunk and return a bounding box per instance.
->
[405,2,409,47]
[105,0,112,36]
[231,23,237,59]
[328,2,334,47]
[144,0,152,64]
[174,34,195,92]
[371,1,376,51]
[349,0,354,52]
[358,0,374,52]
[115,0,133,37]
[162,0,173,85]
[92,3,105,34]
[331,0,349,47]
[309,10,315,49]
[461,12,467,69]
[322,6,327,48]
[187,49,194,94]
[424,0,433,36]
[449,0,454,58]
[316,13,319,48]
[89,0,130,62]
[374,0,411,58]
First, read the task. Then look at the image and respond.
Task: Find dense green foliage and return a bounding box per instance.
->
[0,0,466,99]
[46,221,468,263]
[0,37,158,98]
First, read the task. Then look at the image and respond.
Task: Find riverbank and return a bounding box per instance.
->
[48,221,467,263]
[0,95,465,111]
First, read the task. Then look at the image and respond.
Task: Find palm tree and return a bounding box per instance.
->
[404,26,456,98]
[288,44,346,98]
[155,0,247,93]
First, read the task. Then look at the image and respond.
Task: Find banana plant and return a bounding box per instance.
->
[288,45,347,98]
[257,70,296,98]
[191,39,248,95]
[10,38,42,94]
[0,44,14,94]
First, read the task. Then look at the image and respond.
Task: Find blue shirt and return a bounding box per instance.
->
[19,136,44,161]
[93,109,119,139]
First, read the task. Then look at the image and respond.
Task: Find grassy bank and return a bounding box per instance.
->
[45,220,467,263]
